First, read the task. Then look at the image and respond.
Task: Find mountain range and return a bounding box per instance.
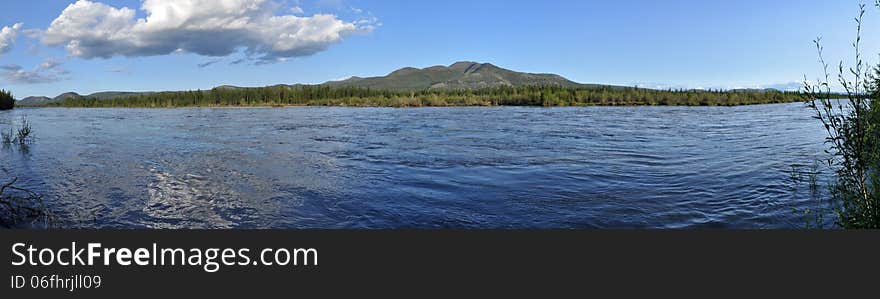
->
[17,91,154,107]
[325,61,601,90]
[15,61,618,106]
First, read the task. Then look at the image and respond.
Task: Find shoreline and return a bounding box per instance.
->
[13,101,809,110]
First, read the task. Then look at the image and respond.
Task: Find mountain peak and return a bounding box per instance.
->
[389,67,420,76]
[325,61,585,90]
[53,92,82,101]
[449,61,480,69]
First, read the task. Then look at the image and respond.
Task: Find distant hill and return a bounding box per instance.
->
[324,61,604,90]
[16,96,54,107]
[213,85,244,91]
[18,61,614,105]
[54,92,82,102]
[21,61,806,106]
[88,91,153,99]
[17,91,154,106]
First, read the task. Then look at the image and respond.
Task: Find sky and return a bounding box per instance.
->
[0,0,878,98]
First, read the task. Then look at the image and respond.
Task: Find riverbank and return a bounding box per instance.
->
[27,85,814,108]
[19,101,812,109]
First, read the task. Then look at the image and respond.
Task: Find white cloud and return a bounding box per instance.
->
[42,0,375,63]
[290,6,304,14]
[1,58,69,84]
[39,58,63,70]
[2,68,64,84]
[0,23,23,55]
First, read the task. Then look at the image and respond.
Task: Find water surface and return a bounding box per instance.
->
[1,104,830,228]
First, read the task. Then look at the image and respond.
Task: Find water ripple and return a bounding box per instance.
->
[0,104,831,228]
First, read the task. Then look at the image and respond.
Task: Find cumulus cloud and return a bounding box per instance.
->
[1,58,69,84]
[42,0,374,63]
[0,23,23,55]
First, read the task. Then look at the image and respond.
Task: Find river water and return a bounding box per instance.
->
[0,103,832,228]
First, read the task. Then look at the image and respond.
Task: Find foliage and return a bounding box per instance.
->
[1,116,34,146]
[0,128,12,145]
[803,3,880,228]
[788,162,827,228]
[43,85,813,108]
[16,116,33,144]
[0,89,13,110]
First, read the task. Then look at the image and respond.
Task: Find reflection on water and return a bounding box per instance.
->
[145,164,236,229]
[0,104,831,228]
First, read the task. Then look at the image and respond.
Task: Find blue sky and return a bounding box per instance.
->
[0,0,878,98]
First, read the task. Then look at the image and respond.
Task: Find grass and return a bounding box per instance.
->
[1,116,49,227]
[1,116,34,146]
[15,116,32,145]
[1,128,12,145]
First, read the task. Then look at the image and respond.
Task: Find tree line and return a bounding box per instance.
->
[44,85,812,108]
[0,89,14,110]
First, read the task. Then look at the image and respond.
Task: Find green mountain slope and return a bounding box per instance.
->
[16,91,154,106]
[16,96,54,107]
[324,61,600,90]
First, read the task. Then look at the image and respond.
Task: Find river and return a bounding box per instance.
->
[0,103,832,228]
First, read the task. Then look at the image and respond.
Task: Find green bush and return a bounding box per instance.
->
[804,3,880,228]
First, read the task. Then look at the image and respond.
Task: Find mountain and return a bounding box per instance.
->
[213,85,244,91]
[728,88,786,93]
[55,92,81,101]
[17,61,617,104]
[325,61,599,90]
[87,91,153,99]
[16,91,154,106]
[16,96,55,107]
[17,92,81,107]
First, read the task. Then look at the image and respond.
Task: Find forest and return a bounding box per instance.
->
[0,89,14,110]
[43,85,810,108]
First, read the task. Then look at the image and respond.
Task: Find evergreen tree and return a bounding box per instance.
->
[0,89,14,110]
[44,85,815,108]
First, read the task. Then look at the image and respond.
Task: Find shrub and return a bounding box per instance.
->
[1,116,34,146]
[803,3,880,228]
[15,116,33,145]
